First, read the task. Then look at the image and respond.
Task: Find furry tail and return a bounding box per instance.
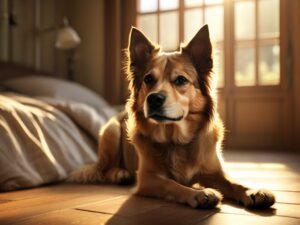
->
[67,163,104,184]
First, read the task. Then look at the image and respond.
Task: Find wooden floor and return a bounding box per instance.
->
[1,151,300,225]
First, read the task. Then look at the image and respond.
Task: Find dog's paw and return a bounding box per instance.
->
[116,169,135,185]
[106,168,135,185]
[239,189,275,209]
[187,188,222,209]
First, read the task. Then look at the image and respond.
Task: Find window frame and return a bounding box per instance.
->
[230,0,283,93]
[136,0,282,91]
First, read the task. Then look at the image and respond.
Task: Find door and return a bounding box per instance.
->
[219,0,293,149]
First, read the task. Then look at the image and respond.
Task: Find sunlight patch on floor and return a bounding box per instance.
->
[224,161,300,191]
[225,162,287,170]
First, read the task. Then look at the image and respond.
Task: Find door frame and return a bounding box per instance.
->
[219,0,293,150]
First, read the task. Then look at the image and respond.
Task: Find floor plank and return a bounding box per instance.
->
[76,195,166,217]
[11,209,124,225]
[221,202,300,219]
[0,184,131,201]
[105,205,217,225]
[76,194,217,221]
[0,199,11,204]
[199,213,300,225]
[273,191,300,204]
[227,178,300,192]
[1,152,300,225]
[0,185,129,225]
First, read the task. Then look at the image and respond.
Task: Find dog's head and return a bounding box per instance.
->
[126,25,215,142]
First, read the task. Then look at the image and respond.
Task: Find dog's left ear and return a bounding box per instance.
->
[182,25,213,74]
[128,27,155,68]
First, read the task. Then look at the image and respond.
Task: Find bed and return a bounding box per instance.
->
[0,61,116,192]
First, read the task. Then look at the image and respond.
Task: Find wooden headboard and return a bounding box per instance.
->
[0,61,36,82]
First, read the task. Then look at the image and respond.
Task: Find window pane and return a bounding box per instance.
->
[137,15,158,43]
[204,0,223,5]
[160,0,179,10]
[160,12,179,51]
[205,6,223,41]
[258,45,280,85]
[235,1,255,40]
[214,47,224,88]
[185,0,203,7]
[259,0,279,38]
[138,0,158,13]
[184,9,203,43]
[235,47,255,86]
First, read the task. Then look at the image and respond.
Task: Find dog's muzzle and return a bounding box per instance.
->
[146,93,183,122]
[147,93,166,112]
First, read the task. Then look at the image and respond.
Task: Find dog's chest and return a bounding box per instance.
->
[166,147,201,185]
[165,140,218,185]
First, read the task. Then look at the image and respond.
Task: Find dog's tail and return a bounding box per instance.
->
[67,163,104,184]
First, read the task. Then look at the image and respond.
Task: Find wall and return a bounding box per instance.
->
[0,0,63,75]
[102,0,136,104]
[0,0,105,97]
[292,0,300,149]
[62,0,105,96]
[0,0,10,60]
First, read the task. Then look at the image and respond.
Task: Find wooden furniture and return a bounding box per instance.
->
[0,61,35,82]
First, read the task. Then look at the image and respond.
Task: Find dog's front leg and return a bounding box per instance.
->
[198,172,275,209]
[135,173,222,209]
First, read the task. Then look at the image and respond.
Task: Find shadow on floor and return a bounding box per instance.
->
[223,200,277,217]
[104,196,277,225]
[104,195,219,225]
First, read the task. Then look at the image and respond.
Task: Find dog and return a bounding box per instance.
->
[69,25,275,209]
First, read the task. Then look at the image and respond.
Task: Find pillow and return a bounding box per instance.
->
[3,75,116,119]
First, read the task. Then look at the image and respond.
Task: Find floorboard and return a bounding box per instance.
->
[0,151,299,225]
[199,213,300,225]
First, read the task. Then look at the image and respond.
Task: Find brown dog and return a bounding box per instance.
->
[69,25,275,209]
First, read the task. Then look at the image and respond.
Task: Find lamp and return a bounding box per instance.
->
[55,18,80,50]
[35,17,80,81]
[55,18,80,81]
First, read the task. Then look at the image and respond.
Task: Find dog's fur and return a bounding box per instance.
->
[69,25,275,209]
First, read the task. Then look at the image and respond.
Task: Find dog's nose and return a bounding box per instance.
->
[147,93,166,110]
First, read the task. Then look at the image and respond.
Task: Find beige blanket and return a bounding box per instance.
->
[0,93,112,191]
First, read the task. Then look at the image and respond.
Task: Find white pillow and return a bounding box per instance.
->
[4,75,116,119]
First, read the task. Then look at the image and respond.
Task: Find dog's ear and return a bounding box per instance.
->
[182,25,213,75]
[128,27,155,67]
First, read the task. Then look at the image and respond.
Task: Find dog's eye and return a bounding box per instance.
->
[144,74,155,85]
[173,76,188,86]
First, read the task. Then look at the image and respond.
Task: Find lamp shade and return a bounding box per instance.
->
[55,21,80,50]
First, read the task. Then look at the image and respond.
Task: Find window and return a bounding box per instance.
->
[234,0,280,86]
[136,0,280,88]
[137,0,224,87]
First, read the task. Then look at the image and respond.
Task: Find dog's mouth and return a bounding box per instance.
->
[148,113,183,122]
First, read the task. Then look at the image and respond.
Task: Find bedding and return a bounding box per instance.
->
[0,93,116,192]
[3,76,115,120]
